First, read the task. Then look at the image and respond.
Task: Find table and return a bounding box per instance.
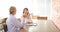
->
[20,20,48,32]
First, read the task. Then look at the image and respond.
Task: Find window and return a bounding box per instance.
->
[0,0,51,19]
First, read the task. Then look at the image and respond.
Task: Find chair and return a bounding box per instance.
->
[4,24,8,32]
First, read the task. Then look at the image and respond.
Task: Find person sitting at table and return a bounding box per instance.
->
[6,6,25,32]
[21,8,32,32]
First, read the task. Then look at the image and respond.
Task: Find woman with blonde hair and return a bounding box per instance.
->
[6,6,25,32]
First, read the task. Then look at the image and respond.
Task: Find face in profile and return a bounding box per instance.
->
[12,8,16,15]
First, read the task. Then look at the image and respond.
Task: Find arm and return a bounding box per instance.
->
[11,17,25,28]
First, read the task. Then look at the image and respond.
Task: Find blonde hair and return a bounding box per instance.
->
[9,6,16,14]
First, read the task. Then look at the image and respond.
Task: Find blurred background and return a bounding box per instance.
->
[0,0,51,19]
[0,0,60,32]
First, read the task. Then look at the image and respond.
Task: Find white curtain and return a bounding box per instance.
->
[0,0,51,19]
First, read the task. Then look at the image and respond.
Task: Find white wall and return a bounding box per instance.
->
[0,0,51,19]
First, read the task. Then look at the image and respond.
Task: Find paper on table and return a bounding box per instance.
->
[26,23,37,26]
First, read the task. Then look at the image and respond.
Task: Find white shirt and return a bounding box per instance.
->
[6,14,25,32]
[21,16,32,32]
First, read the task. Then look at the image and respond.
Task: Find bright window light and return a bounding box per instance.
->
[0,0,51,19]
